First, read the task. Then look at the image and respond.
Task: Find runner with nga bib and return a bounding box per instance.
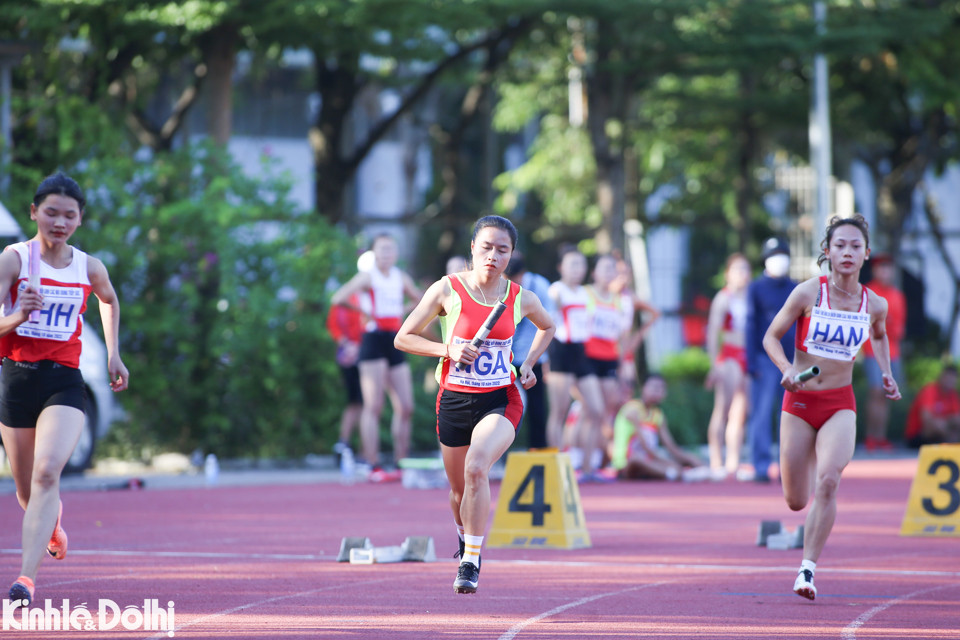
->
[394,216,554,594]
[2,173,129,607]
[763,215,900,601]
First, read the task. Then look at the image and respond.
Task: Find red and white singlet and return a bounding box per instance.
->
[0,242,92,368]
[722,288,747,335]
[364,266,404,332]
[549,281,590,344]
[436,275,522,393]
[795,275,870,362]
[585,286,625,361]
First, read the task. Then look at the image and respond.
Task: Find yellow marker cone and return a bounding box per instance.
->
[487,451,590,549]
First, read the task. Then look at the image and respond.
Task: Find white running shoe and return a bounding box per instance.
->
[793,568,816,600]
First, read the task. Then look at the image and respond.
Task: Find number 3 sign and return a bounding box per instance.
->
[901,445,960,537]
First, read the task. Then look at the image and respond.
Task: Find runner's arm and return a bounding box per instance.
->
[763,280,816,392]
[330,272,371,311]
[88,256,129,391]
[517,291,556,389]
[394,278,477,364]
[868,293,900,400]
[0,249,40,338]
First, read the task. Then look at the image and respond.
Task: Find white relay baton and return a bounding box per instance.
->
[793,366,820,383]
[28,241,40,323]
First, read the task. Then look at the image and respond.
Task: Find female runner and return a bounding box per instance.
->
[332,234,421,479]
[763,215,899,600]
[544,249,607,480]
[704,254,751,480]
[394,216,554,594]
[585,254,659,464]
[3,173,129,606]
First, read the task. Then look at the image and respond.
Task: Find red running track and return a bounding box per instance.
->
[1,458,957,639]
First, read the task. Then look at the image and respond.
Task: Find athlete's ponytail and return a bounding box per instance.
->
[818,215,870,271]
[34,172,85,211]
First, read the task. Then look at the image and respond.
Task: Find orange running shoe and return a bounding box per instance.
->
[47,500,68,560]
[9,575,35,607]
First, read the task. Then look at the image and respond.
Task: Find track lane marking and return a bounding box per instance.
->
[497,581,671,640]
[840,583,958,640]
[141,577,393,640]
[4,548,958,578]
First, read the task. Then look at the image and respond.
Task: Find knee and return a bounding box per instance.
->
[785,494,808,512]
[463,459,489,486]
[449,489,463,506]
[363,399,384,415]
[31,462,60,493]
[815,473,841,502]
[397,401,414,421]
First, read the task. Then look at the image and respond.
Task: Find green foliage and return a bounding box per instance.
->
[659,347,712,383]
[71,142,355,457]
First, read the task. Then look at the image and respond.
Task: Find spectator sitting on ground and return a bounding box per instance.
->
[610,374,710,481]
[905,364,960,447]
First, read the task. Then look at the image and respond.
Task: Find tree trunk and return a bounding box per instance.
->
[735,71,758,253]
[310,52,361,224]
[585,19,629,255]
[204,24,238,146]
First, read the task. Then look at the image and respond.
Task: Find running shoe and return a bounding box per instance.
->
[47,500,67,560]
[793,568,816,601]
[369,467,402,483]
[453,561,480,594]
[8,576,35,607]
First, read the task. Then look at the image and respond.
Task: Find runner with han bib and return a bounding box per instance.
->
[762,215,900,601]
[395,216,554,594]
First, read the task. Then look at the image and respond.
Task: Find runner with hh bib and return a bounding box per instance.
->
[762,215,900,601]
[394,216,554,594]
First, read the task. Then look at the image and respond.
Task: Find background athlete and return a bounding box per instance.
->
[2,173,129,606]
[762,215,899,601]
[394,215,554,594]
[332,234,421,481]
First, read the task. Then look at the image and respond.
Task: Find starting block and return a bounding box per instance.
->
[756,521,803,549]
[337,537,373,562]
[340,536,437,564]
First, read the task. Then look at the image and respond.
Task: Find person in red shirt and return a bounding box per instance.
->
[325,291,365,457]
[905,365,960,447]
[861,254,906,450]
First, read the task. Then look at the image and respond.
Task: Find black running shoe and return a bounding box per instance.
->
[453,561,480,594]
[9,577,34,607]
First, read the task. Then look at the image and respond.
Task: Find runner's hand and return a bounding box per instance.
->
[109,354,129,392]
[17,287,43,322]
[882,372,901,401]
[450,342,479,366]
[519,363,537,389]
[780,367,804,392]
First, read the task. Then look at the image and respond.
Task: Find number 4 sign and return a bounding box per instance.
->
[901,445,960,537]
[487,451,591,549]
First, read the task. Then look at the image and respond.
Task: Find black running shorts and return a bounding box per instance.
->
[436,385,523,448]
[359,330,406,367]
[587,356,619,379]
[0,358,86,429]
[339,364,362,405]
[549,342,592,378]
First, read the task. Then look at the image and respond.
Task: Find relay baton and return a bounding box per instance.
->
[793,366,820,383]
[28,241,40,323]
[453,300,507,371]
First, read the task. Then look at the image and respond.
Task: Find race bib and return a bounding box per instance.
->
[446,336,514,389]
[591,307,623,342]
[803,306,870,362]
[15,283,83,342]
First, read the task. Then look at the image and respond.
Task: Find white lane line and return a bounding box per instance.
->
[1,548,324,561]
[4,548,958,579]
[142,577,392,640]
[497,581,670,640]
[43,572,138,588]
[840,583,958,640]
